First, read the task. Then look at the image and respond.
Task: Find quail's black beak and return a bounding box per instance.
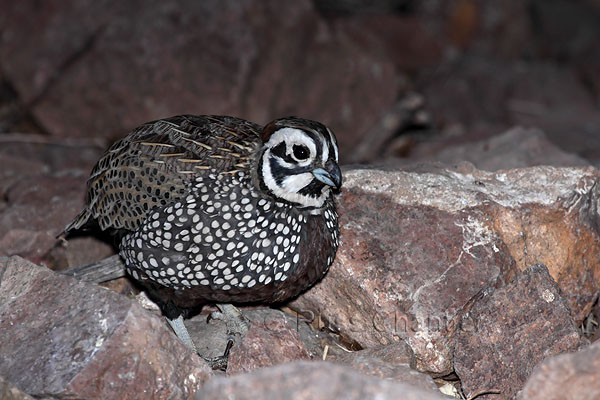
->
[312,160,342,189]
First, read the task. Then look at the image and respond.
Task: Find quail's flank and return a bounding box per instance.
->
[62,115,342,364]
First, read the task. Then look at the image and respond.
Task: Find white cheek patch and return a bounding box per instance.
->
[321,136,329,164]
[282,173,313,193]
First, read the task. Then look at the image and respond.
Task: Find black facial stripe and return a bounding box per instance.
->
[298,178,325,198]
[273,140,302,164]
[328,140,336,161]
[268,156,311,185]
[271,142,287,159]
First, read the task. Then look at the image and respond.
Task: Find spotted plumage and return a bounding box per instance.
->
[63,115,341,324]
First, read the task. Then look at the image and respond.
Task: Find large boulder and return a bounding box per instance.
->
[292,165,600,374]
[0,256,213,399]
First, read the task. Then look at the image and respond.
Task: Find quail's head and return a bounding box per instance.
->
[257,117,342,209]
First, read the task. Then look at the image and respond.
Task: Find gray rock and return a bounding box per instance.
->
[195,360,449,400]
[333,342,438,391]
[0,256,212,399]
[455,264,582,399]
[0,376,35,400]
[226,309,310,375]
[519,339,600,400]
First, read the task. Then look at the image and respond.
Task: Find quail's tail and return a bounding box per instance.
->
[57,208,92,239]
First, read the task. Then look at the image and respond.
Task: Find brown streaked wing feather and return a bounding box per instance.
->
[64,115,261,234]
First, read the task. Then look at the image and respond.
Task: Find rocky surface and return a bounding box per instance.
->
[455,264,582,399]
[0,376,34,400]
[0,0,396,161]
[0,256,213,399]
[194,361,448,400]
[429,127,591,171]
[2,1,600,397]
[332,342,438,391]
[2,157,600,397]
[291,165,600,374]
[0,137,110,268]
[519,340,600,400]
[226,309,310,375]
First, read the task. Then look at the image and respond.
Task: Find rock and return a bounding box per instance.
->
[336,14,443,73]
[0,256,212,399]
[195,360,449,400]
[416,58,600,164]
[455,264,582,399]
[519,340,600,400]
[226,309,310,375]
[336,340,416,367]
[0,170,113,267]
[433,127,590,171]
[274,308,353,361]
[291,165,600,374]
[0,0,397,162]
[506,64,600,162]
[185,307,232,362]
[0,376,35,400]
[0,141,112,269]
[0,135,105,173]
[333,342,438,391]
[187,307,315,374]
[417,56,515,148]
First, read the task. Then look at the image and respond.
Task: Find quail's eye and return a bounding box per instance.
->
[292,144,310,161]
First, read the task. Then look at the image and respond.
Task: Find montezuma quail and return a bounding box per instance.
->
[63,115,342,357]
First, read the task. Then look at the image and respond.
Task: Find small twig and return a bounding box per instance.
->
[333,343,353,353]
[322,344,329,360]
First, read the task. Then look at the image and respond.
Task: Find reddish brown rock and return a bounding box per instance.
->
[506,64,600,162]
[519,340,600,400]
[0,141,112,268]
[415,58,600,163]
[195,361,448,400]
[336,340,416,367]
[0,0,396,162]
[0,171,113,266]
[0,135,105,173]
[291,165,600,374]
[337,14,443,74]
[226,309,310,375]
[0,256,212,399]
[455,264,582,400]
[333,342,438,391]
[187,306,349,367]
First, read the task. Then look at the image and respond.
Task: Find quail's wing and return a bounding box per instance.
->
[64,115,261,233]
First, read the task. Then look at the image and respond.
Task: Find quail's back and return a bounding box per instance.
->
[64,115,342,319]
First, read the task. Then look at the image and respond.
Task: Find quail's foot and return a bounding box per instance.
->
[203,304,250,370]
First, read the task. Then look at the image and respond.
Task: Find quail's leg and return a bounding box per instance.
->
[209,304,250,341]
[203,304,250,370]
[167,315,197,353]
[167,315,228,370]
